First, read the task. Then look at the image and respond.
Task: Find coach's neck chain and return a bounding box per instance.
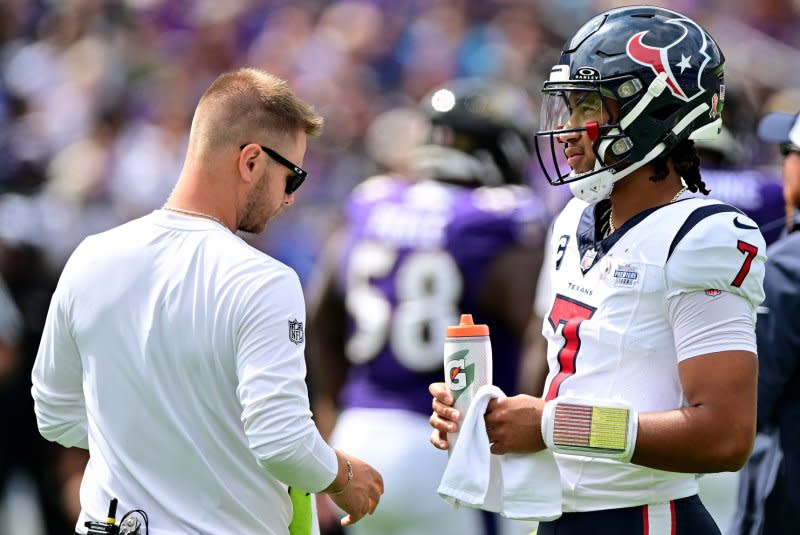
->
[162,205,227,228]
[608,185,687,235]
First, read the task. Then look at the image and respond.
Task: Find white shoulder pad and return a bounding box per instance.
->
[665,208,766,308]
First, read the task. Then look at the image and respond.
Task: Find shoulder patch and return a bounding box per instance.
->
[288,319,304,345]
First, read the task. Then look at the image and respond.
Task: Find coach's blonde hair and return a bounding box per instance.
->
[190,68,324,151]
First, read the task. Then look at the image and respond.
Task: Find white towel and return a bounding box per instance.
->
[437,384,562,521]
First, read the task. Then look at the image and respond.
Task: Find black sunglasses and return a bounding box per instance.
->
[240,144,307,194]
[780,142,800,157]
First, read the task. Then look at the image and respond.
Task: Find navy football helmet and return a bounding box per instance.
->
[416,78,535,185]
[535,6,725,202]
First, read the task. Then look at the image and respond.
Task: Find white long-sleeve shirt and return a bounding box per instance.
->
[32,209,336,535]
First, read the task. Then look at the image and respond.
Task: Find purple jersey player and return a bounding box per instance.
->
[307,79,549,535]
[335,177,545,415]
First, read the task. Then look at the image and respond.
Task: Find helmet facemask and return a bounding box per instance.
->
[535,78,634,203]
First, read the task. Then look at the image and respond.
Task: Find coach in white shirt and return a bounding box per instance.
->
[31,67,383,535]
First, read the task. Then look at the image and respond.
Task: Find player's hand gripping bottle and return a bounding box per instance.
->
[443,314,492,451]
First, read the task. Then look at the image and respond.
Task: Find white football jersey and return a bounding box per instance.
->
[540,196,766,512]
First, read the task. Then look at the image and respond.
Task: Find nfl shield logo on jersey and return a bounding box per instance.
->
[288,319,304,345]
[580,248,597,271]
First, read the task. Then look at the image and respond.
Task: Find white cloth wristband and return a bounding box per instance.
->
[541,395,638,462]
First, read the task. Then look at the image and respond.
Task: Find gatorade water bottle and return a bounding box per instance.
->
[443,313,492,451]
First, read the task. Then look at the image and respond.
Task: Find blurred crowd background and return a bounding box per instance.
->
[0,0,799,533]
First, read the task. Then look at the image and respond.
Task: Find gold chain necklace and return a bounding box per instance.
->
[162,205,226,228]
[608,186,686,235]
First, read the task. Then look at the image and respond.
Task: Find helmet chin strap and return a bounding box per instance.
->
[569,137,672,203]
[568,175,612,203]
[567,130,626,203]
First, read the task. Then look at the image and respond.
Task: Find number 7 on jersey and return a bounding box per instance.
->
[545,294,597,401]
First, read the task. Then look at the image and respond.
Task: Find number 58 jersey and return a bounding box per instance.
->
[336,176,547,416]
[540,196,766,512]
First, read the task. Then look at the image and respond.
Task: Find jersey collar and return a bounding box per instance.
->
[576,200,663,274]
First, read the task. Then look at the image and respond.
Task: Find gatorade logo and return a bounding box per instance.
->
[446,349,474,402]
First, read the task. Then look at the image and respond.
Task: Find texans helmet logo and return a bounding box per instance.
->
[626,16,712,102]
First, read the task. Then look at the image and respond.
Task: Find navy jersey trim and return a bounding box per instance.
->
[576,201,659,274]
[667,204,743,261]
[537,494,719,535]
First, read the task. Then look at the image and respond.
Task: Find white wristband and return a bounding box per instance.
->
[541,395,638,462]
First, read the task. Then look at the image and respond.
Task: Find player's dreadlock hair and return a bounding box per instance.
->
[649,139,711,195]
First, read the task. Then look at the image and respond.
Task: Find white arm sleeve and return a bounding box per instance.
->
[236,268,337,493]
[666,290,757,362]
[31,265,89,449]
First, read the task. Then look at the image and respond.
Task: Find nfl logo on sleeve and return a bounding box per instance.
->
[288,319,304,345]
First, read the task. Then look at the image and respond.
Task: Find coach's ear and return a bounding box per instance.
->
[238,144,262,184]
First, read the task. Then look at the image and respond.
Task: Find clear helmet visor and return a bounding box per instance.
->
[534,87,626,186]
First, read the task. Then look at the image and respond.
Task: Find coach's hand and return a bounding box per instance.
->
[324,451,383,526]
[429,382,459,450]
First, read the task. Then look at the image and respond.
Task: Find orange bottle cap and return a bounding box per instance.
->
[446,314,489,337]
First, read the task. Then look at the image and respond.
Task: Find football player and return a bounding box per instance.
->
[429,6,766,534]
[307,78,549,535]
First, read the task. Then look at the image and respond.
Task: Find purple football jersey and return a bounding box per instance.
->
[336,176,548,415]
[698,167,785,245]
